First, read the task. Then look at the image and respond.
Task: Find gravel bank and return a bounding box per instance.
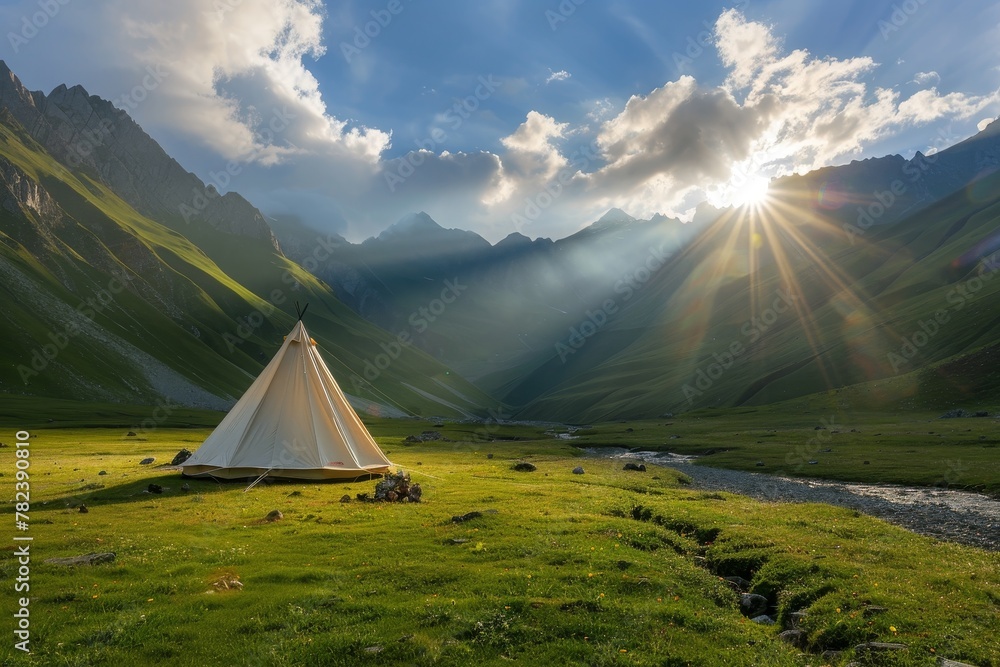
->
[584,448,1000,551]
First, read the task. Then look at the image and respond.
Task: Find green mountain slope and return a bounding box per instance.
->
[0,112,493,418]
[511,169,1000,421]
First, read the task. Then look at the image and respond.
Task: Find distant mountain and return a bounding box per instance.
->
[274,208,709,391]
[278,118,1000,422]
[0,63,493,418]
[511,123,1000,421]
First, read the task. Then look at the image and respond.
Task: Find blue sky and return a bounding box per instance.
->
[2,0,998,241]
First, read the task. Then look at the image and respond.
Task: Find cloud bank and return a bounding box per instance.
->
[3,3,997,242]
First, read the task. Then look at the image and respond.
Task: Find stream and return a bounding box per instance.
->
[583,448,1000,551]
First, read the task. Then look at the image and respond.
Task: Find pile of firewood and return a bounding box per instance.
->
[364,470,422,503]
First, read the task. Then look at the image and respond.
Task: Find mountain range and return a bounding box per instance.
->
[2,60,999,422]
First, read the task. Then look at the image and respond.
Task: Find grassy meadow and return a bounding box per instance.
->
[2,412,999,666]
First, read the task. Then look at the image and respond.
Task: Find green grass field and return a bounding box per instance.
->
[2,418,998,666]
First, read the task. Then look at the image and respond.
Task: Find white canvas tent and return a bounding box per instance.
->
[181,319,392,480]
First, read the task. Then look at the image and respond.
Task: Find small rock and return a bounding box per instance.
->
[750,615,774,625]
[452,511,482,523]
[448,538,469,545]
[147,483,163,494]
[126,431,136,436]
[486,453,494,459]
[788,610,808,628]
[98,470,107,476]
[938,658,980,667]
[778,629,807,648]
[863,460,870,465]
[623,462,646,472]
[739,593,768,617]
[512,461,536,472]
[181,483,190,492]
[340,494,351,503]
[820,448,832,453]
[808,460,819,465]
[170,449,192,465]
[755,461,766,467]
[139,457,155,465]
[363,646,383,654]
[264,510,283,522]
[626,428,633,432]
[78,505,88,514]
[45,552,116,566]
[862,605,888,616]
[572,466,585,475]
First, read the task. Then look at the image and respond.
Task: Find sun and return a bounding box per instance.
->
[728,174,771,208]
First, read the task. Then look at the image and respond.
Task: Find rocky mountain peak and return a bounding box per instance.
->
[0,61,279,253]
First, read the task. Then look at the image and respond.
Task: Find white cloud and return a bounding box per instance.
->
[546,69,571,84]
[53,0,391,167]
[913,71,941,85]
[715,9,780,89]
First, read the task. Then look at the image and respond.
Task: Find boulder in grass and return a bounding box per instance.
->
[778,629,807,648]
[452,511,482,523]
[340,494,351,503]
[750,615,775,625]
[147,483,163,494]
[572,466,585,475]
[739,593,768,617]
[264,510,283,522]
[170,449,192,465]
[512,461,537,472]
[139,457,155,465]
[938,659,981,667]
[622,462,646,472]
[45,552,116,566]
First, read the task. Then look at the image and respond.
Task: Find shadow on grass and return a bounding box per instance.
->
[28,470,379,511]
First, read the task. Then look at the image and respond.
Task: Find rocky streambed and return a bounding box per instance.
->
[584,448,1000,551]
